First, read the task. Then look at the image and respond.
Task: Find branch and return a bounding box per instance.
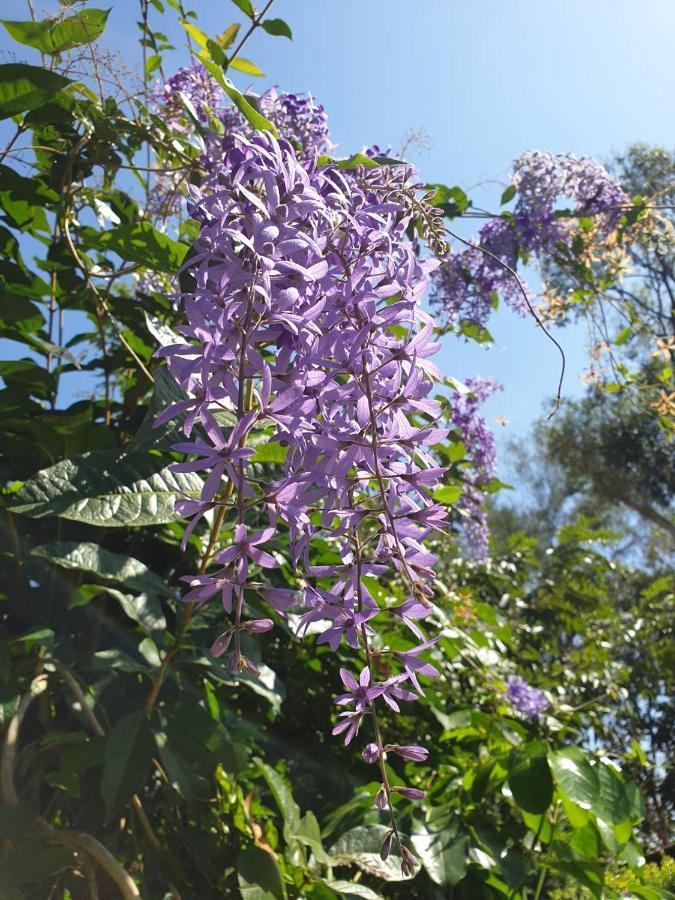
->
[43,825,140,899]
[1,674,48,805]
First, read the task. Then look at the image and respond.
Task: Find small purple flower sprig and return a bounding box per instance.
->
[506,675,549,720]
[430,150,630,329]
[158,130,450,874]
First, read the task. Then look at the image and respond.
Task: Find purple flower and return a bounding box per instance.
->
[216,524,279,580]
[335,667,384,712]
[316,605,379,652]
[332,711,363,746]
[395,638,440,695]
[506,675,549,719]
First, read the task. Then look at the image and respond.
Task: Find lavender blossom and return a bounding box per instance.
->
[160,130,450,874]
[450,377,501,559]
[506,675,549,719]
[431,150,629,328]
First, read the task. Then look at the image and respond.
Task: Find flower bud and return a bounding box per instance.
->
[374,785,387,810]
[380,829,394,861]
[392,786,425,801]
[388,744,428,762]
[240,654,260,676]
[362,742,380,764]
[210,630,232,658]
[245,618,274,634]
[400,845,419,876]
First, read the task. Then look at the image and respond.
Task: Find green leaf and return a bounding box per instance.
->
[425,183,471,216]
[126,366,188,453]
[433,484,462,505]
[330,825,414,882]
[101,710,154,819]
[0,64,71,119]
[31,541,171,596]
[508,748,553,815]
[447,441,466,462]
[238,847,287,899]
[322,883,383,900]
[411,823,469,886]
[216,23,241,49]
[594,761,631,825]
[93,587,167,637]
[614,325,632,346]
[333,153,380,171]
[550,747,599,810]
[1,9,110,54]
[255,757,301,835]
[84,221,188,273]
[154,731,194,799]
[229,56,264,77]
[251,442,287,464]
[555,861,604,899]
[197,54,277,135]
[8,449,203,527]
[230,0,255,18]
[261,18,293,39]
[293,811,334,864]
[569,820,603,860]
[500,184,517,205]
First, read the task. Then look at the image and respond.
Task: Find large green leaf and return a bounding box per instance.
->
[261,19,293,39]
[508,748,554,815]
[87,587,167,638]
[550,747,599,810]
[0,64,71,119]
[255,757,301,836]
[197,55,277,135]
[293,811,334,865]
[322,883,383,900]
[1,9,110,54]
[31,540,171,596]
[594,761,631,825]
[237,846,286,900]
[8,450,202,526]
[101,710,154,819]
[126,366,187,454]
[411,823,469,887]
[330,825,414,882]
[81,222,189,273]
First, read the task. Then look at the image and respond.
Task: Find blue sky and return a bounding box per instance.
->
[2,0,674,477]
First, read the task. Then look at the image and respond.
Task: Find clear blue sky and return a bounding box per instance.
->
[2,0,674,476]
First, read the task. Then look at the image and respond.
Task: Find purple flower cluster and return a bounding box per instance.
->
[153,65,332,160]
[431,150,629,328]
[149,66,333,226]
[512,150,628,229]
[202,88,332,179]
[159,131,449,872]
[506,675,549,720]
[450,377,501,559]
[152,64,224,133]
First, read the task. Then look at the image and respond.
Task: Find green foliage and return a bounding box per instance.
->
[1,9,111,54]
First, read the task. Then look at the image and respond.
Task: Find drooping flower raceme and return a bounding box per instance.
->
[450,377,501,559]
[159,130,449,872]
[431,151,630,328]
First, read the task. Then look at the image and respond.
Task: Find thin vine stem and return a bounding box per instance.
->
[443,225,567,419]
